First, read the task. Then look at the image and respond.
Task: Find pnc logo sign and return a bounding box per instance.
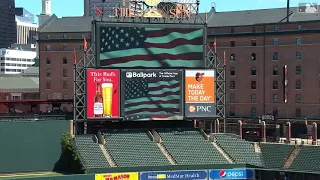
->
[188,105,196,112]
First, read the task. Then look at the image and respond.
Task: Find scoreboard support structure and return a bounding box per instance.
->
[73,1,227,134]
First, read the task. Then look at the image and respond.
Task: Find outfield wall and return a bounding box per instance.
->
[0,120,71,173]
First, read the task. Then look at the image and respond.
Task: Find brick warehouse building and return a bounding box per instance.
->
[37,16,92,112]
[38,7,320,120]
[207,7,320,120]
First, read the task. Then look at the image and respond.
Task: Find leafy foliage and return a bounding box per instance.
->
[59,132,85,174]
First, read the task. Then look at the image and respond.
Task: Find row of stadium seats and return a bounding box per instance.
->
[74,130,320,173]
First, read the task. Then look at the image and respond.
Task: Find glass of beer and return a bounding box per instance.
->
[102,83,113,117]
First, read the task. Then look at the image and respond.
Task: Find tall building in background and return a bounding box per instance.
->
[0,0,16,48]
[0,48,36,74]
[15,8,38,44]
[84,0,142,16]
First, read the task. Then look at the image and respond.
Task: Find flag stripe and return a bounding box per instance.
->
[125,95,180,104]
[126,109,181,115]
[100,53,203,67]
[145,29,203,43]
[102,59,202,68]
[145,28,203,37]
[100,45,202,60]
[125,99,180,108]
[144,37,203,48]
[127,115,183,121]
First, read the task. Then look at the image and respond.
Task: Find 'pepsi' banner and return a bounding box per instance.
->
[209,169,255,179]
[140,170,208,180]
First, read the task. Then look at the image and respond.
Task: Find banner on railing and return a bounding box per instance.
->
[95,172,139,180]
[140,170,208,180]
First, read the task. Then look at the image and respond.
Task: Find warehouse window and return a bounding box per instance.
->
[251,81,257,89]
[296,66,302,75]
[230,67,235,75]
[46,69,51,77]
[251,94,256,103]
[230,107,235,116]
[230,94,235,103]
[46,57,50,64]
[230,54,235,61]
[251,108,257,117]
[273,66,278,75]
[46,81,51,89]
[296,80,302,89]
[251,67,257,75]
[230,81,235,89]
[273,81,278,89]
[273,94,278,103]
[295,94,302,103]
[251,53,256,61]
[273,52,278,60]
[296,51,302,60]
[295,108,301,117]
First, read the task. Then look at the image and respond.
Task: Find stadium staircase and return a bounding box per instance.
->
[260,143,294,169]
[151,129,177,165]
[283,145,301,169]
[157,129,229,165]
[74,135,110,169]
[289,145,320,172]
[213,133,263,166]
[103,130,171,167]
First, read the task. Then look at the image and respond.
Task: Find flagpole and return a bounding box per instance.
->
[214,37,217,53]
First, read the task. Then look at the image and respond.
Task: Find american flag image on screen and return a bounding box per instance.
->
[99,26,204,68]
[123,79,182,121]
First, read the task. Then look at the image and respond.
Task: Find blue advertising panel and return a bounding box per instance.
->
[140,170,208,180]
[209,169,255,179]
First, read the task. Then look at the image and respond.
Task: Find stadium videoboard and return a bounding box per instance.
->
[95,22,205,68]
[86,69,120,119]
[120,69,183,120]
[184,70,216,118]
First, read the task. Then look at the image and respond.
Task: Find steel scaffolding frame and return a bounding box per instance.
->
[73,0,226,134]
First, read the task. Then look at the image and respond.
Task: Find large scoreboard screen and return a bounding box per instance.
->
[95,23,205,68]
[121,69,183,120]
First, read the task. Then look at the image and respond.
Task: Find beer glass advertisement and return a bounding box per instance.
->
[185,70,216,118]
[121,69,183,121]
[86,69,120,119]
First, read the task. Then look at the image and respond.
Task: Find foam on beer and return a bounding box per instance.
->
[102,83,113,87]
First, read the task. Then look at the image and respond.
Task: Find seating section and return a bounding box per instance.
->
[260,143,294,168]
[290,146,320,172]
[213,134,262,166]
[104,130,170,167]
[74,135,110,169]
[158,129,229,165]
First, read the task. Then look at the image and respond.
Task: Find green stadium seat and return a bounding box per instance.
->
[157,129,229,165]
[103,130,171,167]
[260,143,294,168]
[213,133,263,166]
[75,135,110,169]
[290,146,320,172]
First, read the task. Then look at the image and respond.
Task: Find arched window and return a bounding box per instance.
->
[230,54,235,61]
[296,51,302,60]
[251,53,256,61]
[46,57,50,64]
[273,52,278,60]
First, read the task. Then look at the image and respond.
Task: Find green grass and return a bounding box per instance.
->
[0,172,63,179]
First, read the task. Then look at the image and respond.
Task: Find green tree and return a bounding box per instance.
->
[59,132,84,173]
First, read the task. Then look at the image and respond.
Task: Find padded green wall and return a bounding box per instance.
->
[0,120,70,173]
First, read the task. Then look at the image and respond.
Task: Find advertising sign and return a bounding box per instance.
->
[209,169,255,179]
[121,69,183,120]
[140,170,208,180]
[185,70,216,117]
[86,69,120,119]
[95,172,139,180]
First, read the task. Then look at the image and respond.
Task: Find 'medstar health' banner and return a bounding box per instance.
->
[140,170,207,180]
[209,169,255,179]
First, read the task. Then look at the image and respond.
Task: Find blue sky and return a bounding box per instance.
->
[15,0,319,21]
